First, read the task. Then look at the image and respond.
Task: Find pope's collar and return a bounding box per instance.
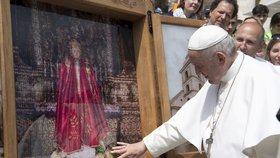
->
[220,51,244,83]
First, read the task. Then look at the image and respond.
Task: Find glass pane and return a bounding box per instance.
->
[11,0,142,157]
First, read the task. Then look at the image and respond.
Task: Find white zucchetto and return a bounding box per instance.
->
[188,25,228,50]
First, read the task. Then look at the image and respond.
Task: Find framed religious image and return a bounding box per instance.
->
[151,15,206,157]
[1,0,161,157]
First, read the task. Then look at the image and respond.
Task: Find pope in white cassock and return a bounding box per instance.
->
[111,25,280,158]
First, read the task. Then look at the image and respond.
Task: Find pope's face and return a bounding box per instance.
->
[188,50,225,84]
[209,1,234,29]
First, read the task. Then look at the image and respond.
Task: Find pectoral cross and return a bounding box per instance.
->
[206,132,213,158]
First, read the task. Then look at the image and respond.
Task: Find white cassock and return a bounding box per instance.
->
[143,52,280,158]
[243,65,280,158]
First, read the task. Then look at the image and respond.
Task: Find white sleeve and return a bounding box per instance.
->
[243,135,280,158]
[143,117,188,157]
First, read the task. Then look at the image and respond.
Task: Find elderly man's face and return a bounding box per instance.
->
[234,23,263,57]
[209,1,234,29]
[188,50,225,84]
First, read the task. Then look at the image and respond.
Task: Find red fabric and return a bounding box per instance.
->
[55,56,109,153]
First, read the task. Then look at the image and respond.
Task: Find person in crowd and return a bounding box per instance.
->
[202,7,210,22]
[241,16,268,58]
[252,4,269,25]
[111,25,280,158]
[226,15,238,35]
[234,21,267,60]
[235,19,243,31]
[243,16,262,24]
[267,34,280,65]
[154,7,163,14]
[265,12,280,44]
[207,0,238,30]
[244,34,280,158]
[172,0,203,19]
[168,0,180,14]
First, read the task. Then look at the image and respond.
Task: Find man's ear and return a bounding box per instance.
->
[216,52,226,65]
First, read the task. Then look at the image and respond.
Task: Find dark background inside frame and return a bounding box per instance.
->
[11,0,142,157]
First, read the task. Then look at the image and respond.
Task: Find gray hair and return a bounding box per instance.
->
[200,34,236,56]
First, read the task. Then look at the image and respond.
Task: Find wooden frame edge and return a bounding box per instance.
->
[0,0,18,158]
[151,15,204,157]
[152,15,204,122]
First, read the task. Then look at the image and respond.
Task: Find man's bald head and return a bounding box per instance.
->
[234,22,264,57]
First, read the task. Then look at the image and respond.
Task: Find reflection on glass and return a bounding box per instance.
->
[56,39,109,155]
[11,0,141,157]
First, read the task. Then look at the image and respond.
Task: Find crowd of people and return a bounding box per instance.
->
[111,0,280,158]
[156,0,280,65]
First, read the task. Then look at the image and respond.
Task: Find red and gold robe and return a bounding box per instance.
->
[55,56,109,153]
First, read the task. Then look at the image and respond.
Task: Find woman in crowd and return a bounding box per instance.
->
[267,34,280,65]
[172,0,203,19]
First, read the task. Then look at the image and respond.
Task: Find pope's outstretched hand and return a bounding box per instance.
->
[111,141,147,158]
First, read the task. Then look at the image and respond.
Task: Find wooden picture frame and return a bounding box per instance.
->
[0,0,162,158]
[151,15,207,157]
